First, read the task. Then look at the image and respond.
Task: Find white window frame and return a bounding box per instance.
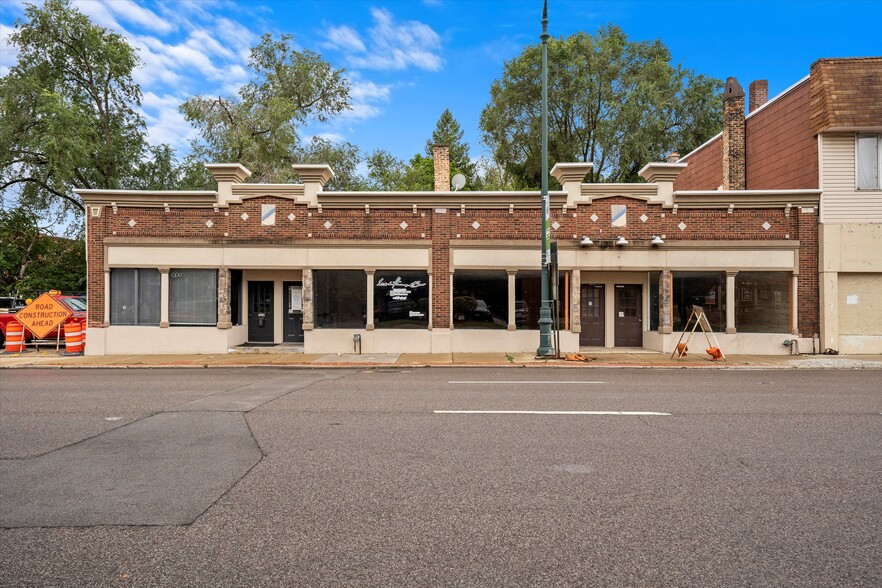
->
[856,133,882,190]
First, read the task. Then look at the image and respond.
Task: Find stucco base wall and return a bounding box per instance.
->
[653,332,809,355]
[837,335,882,354]
[85,326,243,355]
[305,329,431,354]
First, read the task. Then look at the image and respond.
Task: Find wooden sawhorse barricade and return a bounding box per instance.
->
[671,305,726,361]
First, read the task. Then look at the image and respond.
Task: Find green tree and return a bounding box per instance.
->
[425,109,476,186]
[479,25,722,187]
[0,207,85,298]
[181,33,351,186]
[0,0,153,223]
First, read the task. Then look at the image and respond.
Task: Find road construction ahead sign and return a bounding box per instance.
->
[14,292,72,339]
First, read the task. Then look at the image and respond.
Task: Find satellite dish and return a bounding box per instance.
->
[451,173,466,191]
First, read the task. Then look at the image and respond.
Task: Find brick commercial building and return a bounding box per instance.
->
[77,58,881,357]
[677,57,882,354]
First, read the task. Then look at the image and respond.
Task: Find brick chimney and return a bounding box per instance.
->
[432,143,450,191]
[749,80,768,113]
[722,77,746,190]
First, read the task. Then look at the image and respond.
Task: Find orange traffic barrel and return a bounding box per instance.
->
[4,321,25,353]
[63,321,84,355]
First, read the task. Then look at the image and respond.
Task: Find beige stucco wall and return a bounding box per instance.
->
[85,325,245,355]
[838,273,882,336]
[106,244,430,270]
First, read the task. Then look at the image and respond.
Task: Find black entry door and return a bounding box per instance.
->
[248,281,274,342]
[579,284,605,346]
[282,281,304,343]
[614,284,642,347]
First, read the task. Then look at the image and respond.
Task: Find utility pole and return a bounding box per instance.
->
[536,0,555,357]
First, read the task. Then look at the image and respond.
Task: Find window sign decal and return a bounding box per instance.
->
[611,204,627,227]
[374,272,430,328]
[261,204,276,226]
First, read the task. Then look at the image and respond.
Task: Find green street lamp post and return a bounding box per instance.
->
[537,0,555,357]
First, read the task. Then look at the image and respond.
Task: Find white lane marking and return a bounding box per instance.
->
[434,410,670,416]
[104,416,122,421]
[448,381,605,384]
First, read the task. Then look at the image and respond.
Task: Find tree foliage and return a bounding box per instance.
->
[180,33,351,186]
[425,109,476,186]
[0,207,85,298]
[479,25,722,187]
[0,0,153,223]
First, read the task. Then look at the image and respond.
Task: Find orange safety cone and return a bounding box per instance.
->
[4,321,25,353]
[80,322,86,353]
[63,321,84,355]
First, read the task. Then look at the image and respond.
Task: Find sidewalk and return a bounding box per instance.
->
[2,349,882,369]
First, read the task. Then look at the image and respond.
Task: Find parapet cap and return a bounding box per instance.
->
[638,161,688,183]
[292,164,335,187]
[204,163,252,184]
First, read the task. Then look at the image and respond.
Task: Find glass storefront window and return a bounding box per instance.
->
[169,269,217,325]
[110,268,160,325]
[453,270,507,329]
[374,271,429,328]
[735,272,790,333]
[314,270,367,328]
[649,272,660,331]
[672,272,726,333]
[515,270,569,329]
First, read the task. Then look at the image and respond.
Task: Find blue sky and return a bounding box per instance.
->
[2,0,881,166]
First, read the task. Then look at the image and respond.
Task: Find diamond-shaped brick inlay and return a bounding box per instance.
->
[472,221,481,230]
[240,212,249,221]
[678,222,687,231]
[287,213,295,221]
[762,221,771,231]
[127,219,136,228]
[323,220,332,229]
[205,220,213,228]
[590,214,598,222]
[640,214,649,223]
[400,221,408,230]
[551,221,561,230]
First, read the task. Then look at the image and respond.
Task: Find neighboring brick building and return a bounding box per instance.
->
[676,57,882,354]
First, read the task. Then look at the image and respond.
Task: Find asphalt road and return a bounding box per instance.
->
[1,367,880,586]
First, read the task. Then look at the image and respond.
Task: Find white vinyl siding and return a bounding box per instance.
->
[820,133,882,223]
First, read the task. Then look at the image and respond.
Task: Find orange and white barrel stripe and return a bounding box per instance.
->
[4,321,25,353]
[63,321,84,355]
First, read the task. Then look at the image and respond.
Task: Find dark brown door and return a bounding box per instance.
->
[282,281,304,343]
[614,284,642,347]
[579,284,605,346]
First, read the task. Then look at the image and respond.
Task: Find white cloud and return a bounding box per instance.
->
[307,132,346,143]
[0,23,17,77]
[328,8,443,72]
[325,25,366,53]
[338,102,383,122]
[141,91,194,151]
[350,80,391,102]
[104,0,175,35]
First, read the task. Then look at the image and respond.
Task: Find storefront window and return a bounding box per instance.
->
[672,272,726,333]
[230,269,243,326]
[374,271,429,328]
[649,272,660,331]
[314,270,366,328]
[736,272,790,333]
[515,270,569,329]
[453,270,507,329]
[110,268,160,325]
[169,269,217,325]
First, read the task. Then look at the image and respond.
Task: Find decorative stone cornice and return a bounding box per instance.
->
[674,189,821,208]
[204,163,252,183]
[638,162,688,183]
[75,189,218,208]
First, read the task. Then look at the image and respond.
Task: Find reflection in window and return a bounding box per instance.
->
[672,272,726,333]
[857,134,881,189]
[169,269,217,325]
[453,270,507,329]
[649,272,660,331]
[110,268,160,325]
[515,270,568,329]
[736,272,790,333]
[374,271,429,329]
[314,270,366,328]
